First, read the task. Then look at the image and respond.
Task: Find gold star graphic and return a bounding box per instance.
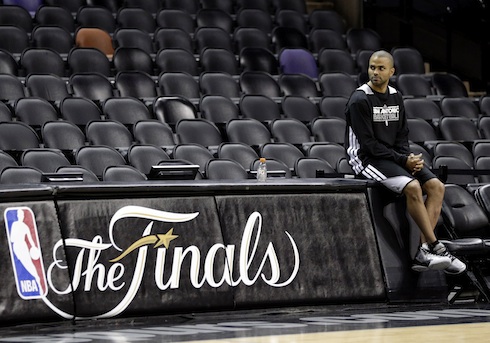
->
[154,228,179,249]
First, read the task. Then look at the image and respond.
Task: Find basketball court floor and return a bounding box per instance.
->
[1,302,490,342]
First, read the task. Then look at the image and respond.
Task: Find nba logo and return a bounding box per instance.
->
[4,207,48,299]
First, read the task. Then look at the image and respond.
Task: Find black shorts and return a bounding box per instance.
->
[359,159,437,194]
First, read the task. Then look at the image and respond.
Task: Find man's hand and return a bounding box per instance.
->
[406,153,424,175]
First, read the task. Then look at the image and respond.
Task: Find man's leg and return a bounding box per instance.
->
[421,178,445,242]
[403,179,438,243]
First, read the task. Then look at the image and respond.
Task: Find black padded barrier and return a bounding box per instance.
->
[0,179,451,324]
[367,186,448,302]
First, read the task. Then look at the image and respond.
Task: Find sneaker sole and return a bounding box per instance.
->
[428,260,452,270]
[411,265,429,272]
[444,266,467,275]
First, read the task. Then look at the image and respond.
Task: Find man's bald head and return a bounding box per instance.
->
[369,50,394,68]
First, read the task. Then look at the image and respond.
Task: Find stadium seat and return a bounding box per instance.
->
[60,97,103,130]
[31,26,73,54]
[234,27,271,52]
[75,27,115,57]
[113,47,154,75]
[272,27,308,53]
[116,7,156,33]
[200,48,239,75]
[275,9,308,34]
[172,143,215,176]
[86,120,134,150]
[278,74,319,98]
[391,47,426,75]
[20,48,66,77]
[155,48,199,76]
[236,8,273,33]
[153,96,198,125]
[239,71,281,98]
[440,97,480,119]
[102,97,153,127]
[318,48,356,75]
[68,47,112,76]
[75,145,127,179]
[159,72,200,99]
[397,74,434,97]
[432,72,469,97]
[156,9,196,34]
[154,28,194,53]
[294,157,336,178]
[42,121,87,154]
[70,72,115,102]
[278,48,318,78]
[196,8,234,33]
[269,118,313,145]
[205,158,249,180]
[199,95,240,124]
[319,96,348,120]
[34,5,76,32]
[113,28,156,54]
[346,28,382,54]
[25,74,70,102]
[115,71,158,99]
[76,6,117,33]
[217,142,260,171]
[226,118,273,146]
[199,72,241,98]
[127,143,171,175]
[281,95,321,122]
[308,28,347,53]
[132,120,177,148]
[20,148,71,173]
[319,72,358,97]
[240,47,279,75]
[310,117,346,145]
[308,9,346,34]
[175,118,224,148]
[239,94,281,121]
[0,5,33,31]
[103,165,148,182]
[0,26,29,53]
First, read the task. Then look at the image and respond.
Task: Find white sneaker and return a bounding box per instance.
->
[420,242,466,275]
[428,242,467,275]
[411,243,452,272]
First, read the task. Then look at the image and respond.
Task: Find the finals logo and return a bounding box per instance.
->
[4,207,48,299]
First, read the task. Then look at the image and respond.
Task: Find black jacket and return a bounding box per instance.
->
[345,84,410,175]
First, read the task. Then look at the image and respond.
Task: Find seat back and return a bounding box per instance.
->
[75,145,127,179]
[294,157,336,178]
[199,95,240,124]
[278,48,318,78]
[199,72,240,98]
[318,48,356,75]
[31,26,73,54]
[154,28,193,53]
[114,28,155,54]
[159,72,200,98]
[443,184,490,238]
[103,165,148,182]
[155,48,199,76]
[239,71,281,98]
[103,97,152,126]
[239,94,281,121]
[205,158,249,180]
[76,6,117,33]
[20,48,66,76]
[0,121,40,151]
[392,47,425,74]
[226,118,272,146]
[25,74,70,102]
[153,96,198,125]
[278,74,319,98]
[281,95,320,122]
[310,117,346,145]
[128,144,170,175]
[113,47,154,75]
[70,72,115,101]
[175,118,224,147]
[432,72,469,97]
[21,148,71,173]
[60,97,103,129]
[115,71,158,99]
[260,142,304,170]
[86,120,134,149]
[218,142,259,171]
[68,47,112,76]
[240,47,279,74]
[132,120,176,147]
[271,26,307,53]
[75,27,115,56]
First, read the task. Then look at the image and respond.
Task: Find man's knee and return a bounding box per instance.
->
[403,179,423,200]
[424,178,445,198]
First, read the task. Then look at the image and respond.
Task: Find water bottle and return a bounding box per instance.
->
[256,157,267,182]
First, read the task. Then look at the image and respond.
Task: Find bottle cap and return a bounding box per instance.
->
[259,157,266,163]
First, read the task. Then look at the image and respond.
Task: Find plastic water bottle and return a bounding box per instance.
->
[256,157,267,182]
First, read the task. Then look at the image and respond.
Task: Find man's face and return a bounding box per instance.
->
[368,55,394,89]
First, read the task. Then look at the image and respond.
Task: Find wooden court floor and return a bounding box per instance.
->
[1,303,490,342]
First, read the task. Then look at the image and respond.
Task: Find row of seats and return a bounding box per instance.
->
[0,45,368,78]
[2,4,339,33]
[3,90,490,131]
[0,71,356,101]
[0,24,355,56]
[0,68,478,104]
[3,123,490,185]
[0,136,351,183]
[4,0,313,16]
